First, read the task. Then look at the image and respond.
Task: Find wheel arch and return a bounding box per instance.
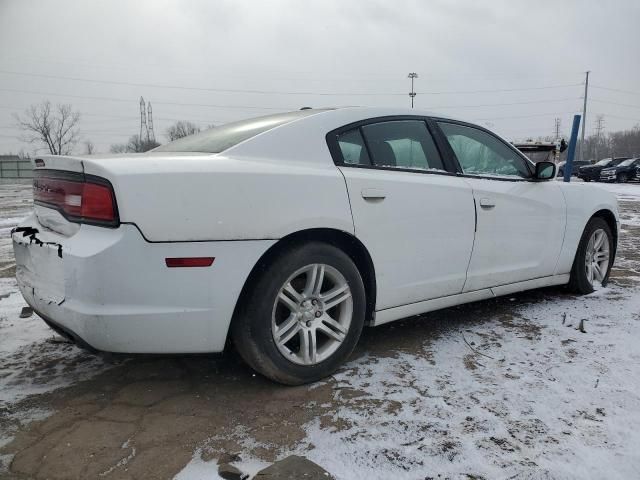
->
[228,228,377,342]
[591,208,618,254]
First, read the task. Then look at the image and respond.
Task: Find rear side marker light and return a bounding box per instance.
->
[165,257,215,268]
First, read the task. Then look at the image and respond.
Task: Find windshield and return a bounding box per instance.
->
[595,158,611,166]
[153,110,325,153]
[619,158,635,167]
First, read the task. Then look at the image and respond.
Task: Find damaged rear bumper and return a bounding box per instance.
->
[12,213,275,354]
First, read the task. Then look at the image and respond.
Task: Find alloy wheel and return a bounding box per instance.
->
[585,228,610,287]
[271,263,353,365]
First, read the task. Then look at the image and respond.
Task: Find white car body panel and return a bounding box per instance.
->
[339,167,475,309]
[13,213,274,353]
[461,178,566,291]
[12,107,620,354]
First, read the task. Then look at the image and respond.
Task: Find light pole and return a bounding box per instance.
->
[408,72,418,108]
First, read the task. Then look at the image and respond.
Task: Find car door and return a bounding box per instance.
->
[434,120,566,292]
[327,117,476,310]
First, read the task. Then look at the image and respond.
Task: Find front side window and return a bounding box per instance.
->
[360,120,445,171]
[438,122,531,179]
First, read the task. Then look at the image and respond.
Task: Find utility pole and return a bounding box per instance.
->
[594,114,605,161]
[554,118,561,162]
[408,72,418,109]
[580,71,590,160]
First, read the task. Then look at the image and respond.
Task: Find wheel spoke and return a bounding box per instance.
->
[274,314,301,346]
[594,231,604,250]
[304,264,325,297]
[300,329,317,364]
[586,262,594,283]
[593,262,604,282]
[318,315,347,343]
[278,289,299,313]
[321,284,351,310]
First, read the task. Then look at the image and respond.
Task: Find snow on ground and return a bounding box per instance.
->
[0,277,107,407]
[297,284,640,479]
[593,181,640,201]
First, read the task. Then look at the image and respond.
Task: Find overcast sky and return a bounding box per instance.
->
[1,0,639,155]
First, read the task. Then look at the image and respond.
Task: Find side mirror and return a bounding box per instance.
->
[535,161,556,180]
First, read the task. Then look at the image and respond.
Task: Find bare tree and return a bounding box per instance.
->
[165,121,200,141]
[110,135,160,154]
[84,140,95,155]
[14,101,81,155]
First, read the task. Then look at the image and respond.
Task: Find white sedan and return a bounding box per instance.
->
[12,107,619,384]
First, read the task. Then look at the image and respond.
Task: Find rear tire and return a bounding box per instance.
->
[231,242,366,385]
[568,217,613,294]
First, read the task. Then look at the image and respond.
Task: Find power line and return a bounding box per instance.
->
[473,111,581,121]
[0,69,583,97]
[590,98,640,110]
[427,97,580,110]
[591,85,640,97]
[417,84,582,95]
[0,87,290,111]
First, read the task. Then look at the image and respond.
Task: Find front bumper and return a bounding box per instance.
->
[599,173,617,182]
[578,171,599,181]
[12,214,275,353]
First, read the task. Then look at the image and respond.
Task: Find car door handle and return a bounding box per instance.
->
[361,188,387,200]
[479,198,495,209]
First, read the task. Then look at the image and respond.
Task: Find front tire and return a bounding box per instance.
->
[568,217,613,294]
[617,173,628,183]
[231,242,366,385]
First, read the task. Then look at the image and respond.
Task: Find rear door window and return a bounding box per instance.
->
[360,120,445,171]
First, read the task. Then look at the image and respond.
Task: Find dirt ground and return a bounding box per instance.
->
[1,183,639,479]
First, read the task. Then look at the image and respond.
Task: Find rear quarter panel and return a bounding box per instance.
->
[83,155,354,242]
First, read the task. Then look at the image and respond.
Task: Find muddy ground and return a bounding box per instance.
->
[1,184,639,479]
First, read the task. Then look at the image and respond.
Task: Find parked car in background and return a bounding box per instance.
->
[578,157,629,182]
[635,165,640,181]
[600,158,640,183]
[11,107,619,384]
[556,160,591,177]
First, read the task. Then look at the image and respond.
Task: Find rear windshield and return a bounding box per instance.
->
[153,110,324,153]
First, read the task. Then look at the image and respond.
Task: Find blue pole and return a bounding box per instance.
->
[564,114,582,182]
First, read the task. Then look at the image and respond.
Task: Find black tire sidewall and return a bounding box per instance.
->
[235,242,366,384]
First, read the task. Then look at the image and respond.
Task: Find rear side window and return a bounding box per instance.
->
[337,129,371,165]
[360,120,445,171]
[153,110,324,153]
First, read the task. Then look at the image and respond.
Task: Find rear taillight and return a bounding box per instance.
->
[33,171,119,227]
